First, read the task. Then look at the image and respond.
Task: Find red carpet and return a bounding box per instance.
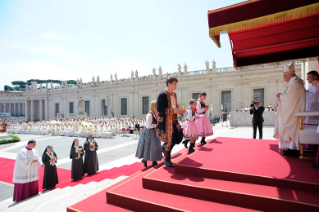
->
[0,157,144,192]
[176,137,319,190]
[67,137,319,212]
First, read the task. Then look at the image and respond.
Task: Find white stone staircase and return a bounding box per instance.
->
[0,176,127,212]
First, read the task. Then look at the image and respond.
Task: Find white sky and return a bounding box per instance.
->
[0,0,241,89]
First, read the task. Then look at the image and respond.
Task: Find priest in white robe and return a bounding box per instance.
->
[305,70,319,125]
[310,77,319,168]
[273,62,306,156]
[13,140,43,202]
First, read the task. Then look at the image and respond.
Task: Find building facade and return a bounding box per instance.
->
[0,61,317,121]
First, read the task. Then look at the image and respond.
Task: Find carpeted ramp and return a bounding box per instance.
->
[67,137,319,212]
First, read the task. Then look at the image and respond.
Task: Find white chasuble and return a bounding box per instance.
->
[273,76,306,150]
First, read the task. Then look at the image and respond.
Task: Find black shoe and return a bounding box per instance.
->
[282,150,289,156]
[164,149,174,167]
[165,158,175,167]
[188,143,195,154]
[182,140,190,148]
[282,149,299,157]
[141,159,147,167]
[311,163,319,169]
[201,138,207,145]
[152,161,158,167]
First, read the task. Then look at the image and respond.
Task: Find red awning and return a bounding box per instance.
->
[230,14,319,67]
[207,0,319,68]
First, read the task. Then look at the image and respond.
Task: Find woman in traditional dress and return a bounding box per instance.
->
[84,134,99,175]
[195,92,213,145]
[183,99,200,154]
[42,145,58,190]
[70,139,84,181]
[135,100,162,167]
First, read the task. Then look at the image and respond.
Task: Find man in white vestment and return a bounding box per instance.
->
[13,140,43,202]
[309,77,319,168]
[305,70,319,125]
[273,62,306,156]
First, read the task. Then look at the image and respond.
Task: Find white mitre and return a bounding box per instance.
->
[283,62,295,75]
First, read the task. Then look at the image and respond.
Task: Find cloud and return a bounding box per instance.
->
[45,33,58,39]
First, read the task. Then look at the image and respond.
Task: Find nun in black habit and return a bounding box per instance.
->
[70,139,84,181]
[84,134,99,175]
[42,145,58,190]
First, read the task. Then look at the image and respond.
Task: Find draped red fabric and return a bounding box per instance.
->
[228,14,319,67]
[208,0,319,29]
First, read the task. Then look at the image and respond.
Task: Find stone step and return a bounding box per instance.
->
[3,176,128,212]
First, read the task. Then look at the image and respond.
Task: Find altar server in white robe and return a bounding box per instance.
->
[305,70,319,125]
[273,62,306,156]
[13,140,43,202]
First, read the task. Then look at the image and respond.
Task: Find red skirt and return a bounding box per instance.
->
[13,180,39,202]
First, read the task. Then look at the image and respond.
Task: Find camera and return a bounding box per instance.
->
[250,101,257,107]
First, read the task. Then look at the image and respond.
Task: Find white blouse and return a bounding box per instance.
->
[186,109,196,122]
[196,100,207,114]
[145,113,157,129]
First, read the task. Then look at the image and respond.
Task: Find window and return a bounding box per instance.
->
[142,96,149,114]
[69,102,74,113]
[102,100,107,116]
[253,88,264,105]
[85,101,90,116]
[55,103,59,117]
[192,93,200,100]
[221,91,231,112]
[121,98,127,115]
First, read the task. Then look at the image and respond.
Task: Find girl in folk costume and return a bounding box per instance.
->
[195,92,213,145]
[70,139,84,181]
[42,145,58,190]
[183,99,200,154]
[135,100,162,167]
[84,134,99,175]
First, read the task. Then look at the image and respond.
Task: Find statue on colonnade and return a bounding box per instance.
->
[184,63,188,73]
[152,67,156,76]
[205,60,209,72]
[158,66,162,76]
[177,63,182,75]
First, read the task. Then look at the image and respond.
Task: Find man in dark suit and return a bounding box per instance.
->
[250,100,265,139]
[134,122,140,132]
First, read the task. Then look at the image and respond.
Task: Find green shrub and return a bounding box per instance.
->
[0,134,21,144]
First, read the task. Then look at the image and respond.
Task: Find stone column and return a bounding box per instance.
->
[4,103,7,113]
[39,100,43,120]
[22,102,25,116]
[8,102,11,115]
[13,103,16,116]
[133,91,139,118]
[25,101,28,121]
[59,99,63,118]
[30,100,34,121]
[74,99,78,115]
[44,100,48,120]
[113,93,118,117]
[128,92,133,117]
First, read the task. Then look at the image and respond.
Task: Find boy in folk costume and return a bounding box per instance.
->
[183,99,200,154]
[157,77,186,167]
[273,62,306,156]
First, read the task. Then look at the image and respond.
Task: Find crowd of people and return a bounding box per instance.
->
[4,117,146,138]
